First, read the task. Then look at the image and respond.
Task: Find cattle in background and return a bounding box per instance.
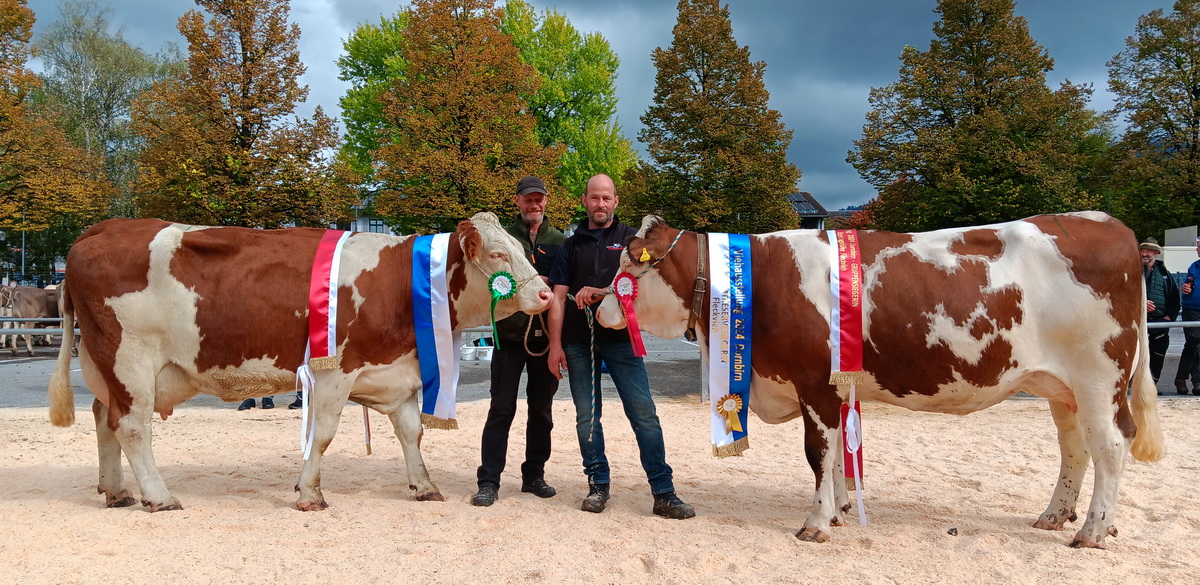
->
[7,285,59,355]
[48,214,552,512]
[0,284,13,350]
[596,212,1164,549]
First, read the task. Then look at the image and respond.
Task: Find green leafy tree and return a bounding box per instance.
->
[336,12,408,189]
[848,0,1104,232]
[1107,0,1200,238]
[373,0,562,234]
[33,1,181,217]
[131,0,354,227]
[500,0,637,200]
[639,0,800,233]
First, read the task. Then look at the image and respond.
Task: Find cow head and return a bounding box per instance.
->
[596,215,693,339]
[453,212,552,327]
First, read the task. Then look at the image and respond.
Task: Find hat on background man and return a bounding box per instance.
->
[516,176,547,197]
[1139,237,1163,254]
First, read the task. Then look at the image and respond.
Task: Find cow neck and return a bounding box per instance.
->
[685,232,708,342]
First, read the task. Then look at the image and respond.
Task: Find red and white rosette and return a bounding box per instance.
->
[613,271,647,358]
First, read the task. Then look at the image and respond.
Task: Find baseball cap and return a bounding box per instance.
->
[516,176,547,197]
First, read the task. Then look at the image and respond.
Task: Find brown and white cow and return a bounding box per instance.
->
[48,213,551,512]
[596,212,1164,549]
[7,285,60,355]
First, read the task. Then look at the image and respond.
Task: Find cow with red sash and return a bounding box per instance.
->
[47,213,551,512]
[596,212,1164,549]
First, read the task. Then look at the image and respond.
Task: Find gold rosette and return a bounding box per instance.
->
[716,393,744,433]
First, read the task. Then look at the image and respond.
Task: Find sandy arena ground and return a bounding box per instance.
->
[2,389,1197,585]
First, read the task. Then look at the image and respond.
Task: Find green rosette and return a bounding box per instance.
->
[488,271,516,348]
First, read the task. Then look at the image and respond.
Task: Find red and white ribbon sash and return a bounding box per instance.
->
[827,229,867,525]
[613,272,647,357]
[296,229,351,460]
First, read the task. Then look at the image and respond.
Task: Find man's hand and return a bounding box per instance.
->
[1146,299,1156,313]
[1184,282,1194,295]
[575,285,608,309]
[547,345,567,380]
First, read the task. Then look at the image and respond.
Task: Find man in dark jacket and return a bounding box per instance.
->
[1141,237,1180,388]
[546,173,695,520]
[472,176,567,506]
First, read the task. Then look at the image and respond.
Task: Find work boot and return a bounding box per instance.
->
[237,398,255,411]
[288,395,303,410]
[521,478,556,499]
[1176,380,1189,395]
[652,491,696,519]
[471,484,498,507]
[261,397,275,409]
[581,482,610,513]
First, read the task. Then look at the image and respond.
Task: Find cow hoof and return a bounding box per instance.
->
[297,500,329,512]
[416,492,445,502]
[105,495,137,508]
[794,527,831,543]
[830,515,845,527]
[148,502,183,512]
[1033,514,1068,531]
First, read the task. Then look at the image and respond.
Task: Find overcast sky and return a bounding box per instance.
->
[25,0,1172,211]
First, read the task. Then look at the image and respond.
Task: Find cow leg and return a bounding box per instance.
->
[108,385,181,512]
[92,398,135,508]
[21,330,33,356]
[796,406,841,542]
[293,382,352,511]
[1069,398,1128,549]
[831,431,850,526]
[386,394,443,501]
[1034,399,1088,533]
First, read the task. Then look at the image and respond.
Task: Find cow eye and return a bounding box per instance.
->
[491,252,508,263]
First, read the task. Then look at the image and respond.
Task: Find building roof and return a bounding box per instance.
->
[787,191,828,217]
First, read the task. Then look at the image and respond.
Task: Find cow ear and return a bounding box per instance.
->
[625,237,653,265]
[458,220,481,262]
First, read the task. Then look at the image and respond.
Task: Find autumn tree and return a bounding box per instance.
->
[1107,0,1200,237]
[373,0,562,233]
[131,0,353,227]
[0,0,113,278]
[500,0,637,200]
[33,1,180,216]
[639,0,800,233]
[848,0,1104,232]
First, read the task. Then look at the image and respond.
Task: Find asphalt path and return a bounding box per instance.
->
[3,328,1196,410]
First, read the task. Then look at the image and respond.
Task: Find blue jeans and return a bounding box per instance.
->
[564,340,675,495]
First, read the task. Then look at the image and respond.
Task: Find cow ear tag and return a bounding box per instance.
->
[488,272,516,348]
[639,247,651,263]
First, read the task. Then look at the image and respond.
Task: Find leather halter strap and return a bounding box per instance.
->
[684,233,708,342]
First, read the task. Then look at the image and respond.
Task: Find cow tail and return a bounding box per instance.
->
[48,280,75,427]
[1129,298,1165,462]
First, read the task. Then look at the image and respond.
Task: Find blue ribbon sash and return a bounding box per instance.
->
[708,233,752,457]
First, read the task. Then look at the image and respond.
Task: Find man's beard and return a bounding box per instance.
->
[521,212,543,226]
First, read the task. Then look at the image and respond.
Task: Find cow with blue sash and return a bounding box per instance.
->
[597,212,1164,549]
[47,213,551,511]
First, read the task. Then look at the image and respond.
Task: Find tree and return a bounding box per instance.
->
[0,0,113,243]
[848,0,1104,232]
[131,0,353,227]
[1107,0,1200,238]
[372,0,563,234]
[500,0,637,200]
[336,12,408,189]
[639,0,800,233]
[32,1,180,213]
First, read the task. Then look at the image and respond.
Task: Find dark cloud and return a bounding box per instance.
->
[25,0,1173,211]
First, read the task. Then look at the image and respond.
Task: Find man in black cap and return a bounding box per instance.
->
[1140,237,1179,388]
[471,176,567,506]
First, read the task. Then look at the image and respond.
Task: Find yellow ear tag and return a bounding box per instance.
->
[639,248,651,262]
